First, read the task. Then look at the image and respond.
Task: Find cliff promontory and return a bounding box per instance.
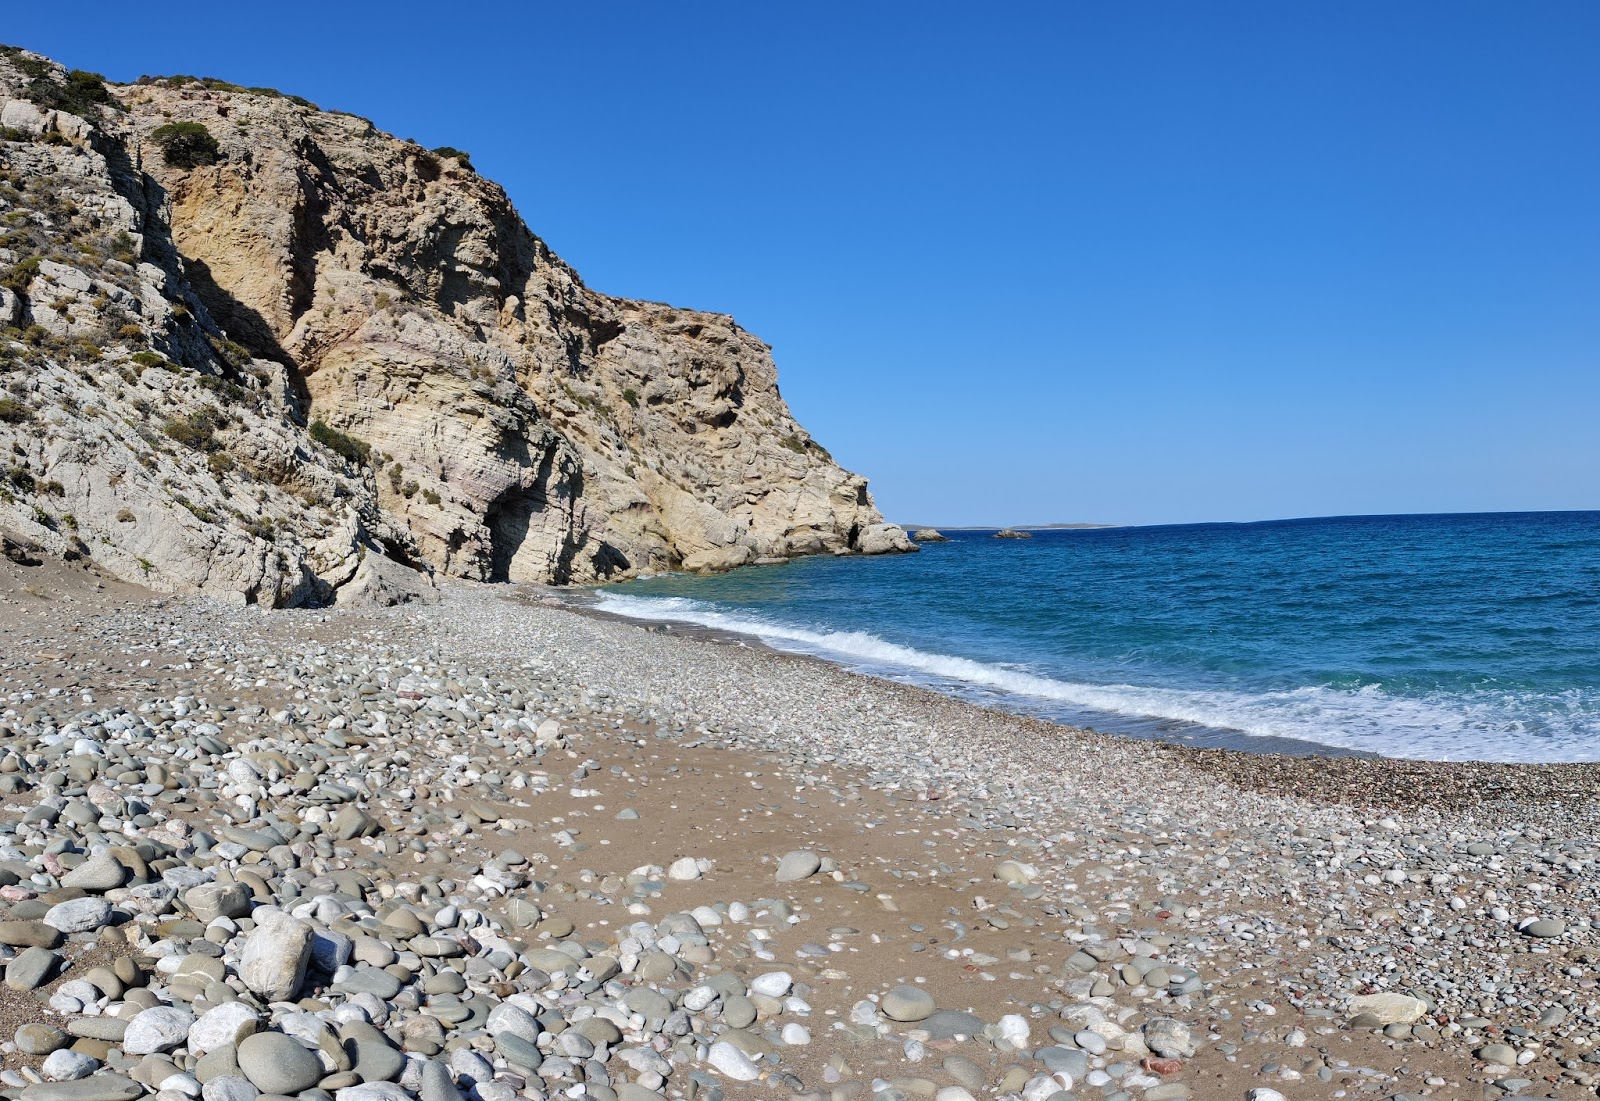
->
[0,48,911,604]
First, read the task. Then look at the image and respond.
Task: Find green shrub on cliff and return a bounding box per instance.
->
[309,419,371,465]
[0,48,116,118]
[432,146,474,171]
[162,408,225,451]
[149,121,220,169]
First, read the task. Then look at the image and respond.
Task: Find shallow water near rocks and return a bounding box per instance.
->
[595,511,1600,762]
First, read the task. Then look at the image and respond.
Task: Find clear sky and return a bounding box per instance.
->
[10,3,1597,525]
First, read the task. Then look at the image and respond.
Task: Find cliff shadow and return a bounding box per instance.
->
[485,449,629,584]
[103,143,314,419]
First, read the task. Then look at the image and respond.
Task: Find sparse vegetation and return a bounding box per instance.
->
[149,121,220,169]
[431,146,473,171]
[134,75,316,109]
[162,407,225,451]
[622,388,640,409]
[308,419,371,464]
[208,333,251,368]
[1,256,40,295]
[110,232,139,265]
[243,517,276,542]
[0,396,29,423]
[174,495,218,524]
[0,50,117,119]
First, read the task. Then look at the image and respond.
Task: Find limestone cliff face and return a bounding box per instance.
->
[0,49,911,601]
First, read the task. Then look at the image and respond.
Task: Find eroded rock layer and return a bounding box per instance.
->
[0,49,910,603]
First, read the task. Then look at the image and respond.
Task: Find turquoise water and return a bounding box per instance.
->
[593,512,1600,762]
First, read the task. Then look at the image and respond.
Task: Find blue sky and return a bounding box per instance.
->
[11,3,1598,525]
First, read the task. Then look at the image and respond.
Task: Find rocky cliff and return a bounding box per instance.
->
[0,48,911,604]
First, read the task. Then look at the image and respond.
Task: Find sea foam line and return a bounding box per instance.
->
[591,592,1600,763]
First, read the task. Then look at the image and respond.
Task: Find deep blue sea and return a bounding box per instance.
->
[592,512,1600,762]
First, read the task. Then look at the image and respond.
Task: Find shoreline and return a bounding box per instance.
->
[566,584,1600,775]
[541,584,1600,814]
[555,588,1381,762]
[2,561,1599,1101]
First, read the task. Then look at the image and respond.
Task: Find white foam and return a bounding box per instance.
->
[592,592,1600,763]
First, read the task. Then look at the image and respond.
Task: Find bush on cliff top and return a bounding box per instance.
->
[0,48,116,118]
[432,146,474,171]
[149,121,220,169]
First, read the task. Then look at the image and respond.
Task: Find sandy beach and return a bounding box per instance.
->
[0,558,1596,1101]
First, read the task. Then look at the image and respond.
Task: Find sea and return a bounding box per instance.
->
[590,512,1600,763]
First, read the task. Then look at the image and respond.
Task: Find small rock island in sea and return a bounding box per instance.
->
[0,44,1587,1101]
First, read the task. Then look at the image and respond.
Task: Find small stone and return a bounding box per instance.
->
[993,860,1036,885]
[921,1010,984,1041]
[332,805,380,840]
[418,1060,461,1101]
[667,857,702,881]
[775,851,822,882]
[1247,1090,1288,1101]
[123,1006,194,1055]
[42,1051,98,1082]
[1143,1018,1196,1059]
[0,920,63,948]
[6,946,59,990]
[61,853,126,893]
[350,1040,404,1083]
[1477,1042,1517,1066]
[1143,1085,1190,1101]
[706,1041,760,1081]
[237,909,312,1002]
[336,1083,418,1101]
[1345,992,1427,1025]
[749,971,792,998]
[1037,1047,1088,1079]
[43,898,114,934]
[188,1004,262,1058]
[238,1032,324,1094]
[485,1002,542,1044]
[720,993,756,1028]
[335,967,402,1000]
[184,883,251,924]
[881,985,936,1023]
[1522,918,1566,938]
[493,1033,541,1073]
[16,1023,69,1055]
[18,1075,146,1101]
[201,1076,259,1101]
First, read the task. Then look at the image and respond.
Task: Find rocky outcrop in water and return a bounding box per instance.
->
[0,48,911,604]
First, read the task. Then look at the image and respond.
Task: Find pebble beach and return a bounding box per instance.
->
[0,560,1597,1101]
